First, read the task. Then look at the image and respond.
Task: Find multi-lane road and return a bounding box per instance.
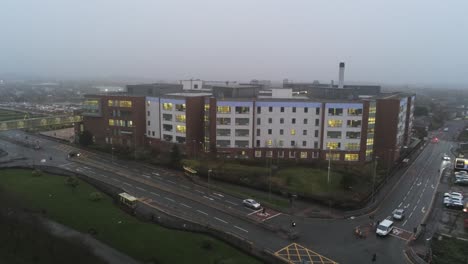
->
[0,120,465,263]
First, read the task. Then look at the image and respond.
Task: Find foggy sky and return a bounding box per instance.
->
[1,0,468,85]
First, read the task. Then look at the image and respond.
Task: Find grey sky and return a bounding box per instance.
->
[1,0,467,85]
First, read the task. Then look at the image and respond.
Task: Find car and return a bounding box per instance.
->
[68,151,81,158]
[443,127,449,132]
[455,179,468,186]
[444,197,463,206]
[431,137,439,143]
[242,199,261,209]
[446,201,464,210]
[376,219,394,236]
[392,209,405,220]
[442,156,451,161]
[444,192,463,199]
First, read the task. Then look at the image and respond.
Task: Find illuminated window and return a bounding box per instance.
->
[326,153,340,161]
[108,119,115,126]
[290,129,296,135]
[204,115,209,122]
[108,100,114,107]
[216,118,231,125]
[176,125,186,133]
[326,142,341,150]
[368,117,375,125]
[175,114,186,122]
[163,103,173,110]
[328,119,342,127]
[204,104,210,111]
[347,108,363,116]
[147,101,150,106]
[366,149,373,158]
[369,106,376,114]
[266,139,273,147]
[255,150,262,158]
[128,120,133,127]
[300,152,308,159]
[347,120,361,128]
[235,106,250,114]
[366,138,374,145]
[175,104,186,111]
[346,132,361,139]
[119,100,132,107]
[217,106,231,114]
[345,154,359,161]
[345,143,360,151]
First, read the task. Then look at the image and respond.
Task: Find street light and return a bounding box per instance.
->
[208,169,212,191]
[327,147,332,216]
[371,156,379,203]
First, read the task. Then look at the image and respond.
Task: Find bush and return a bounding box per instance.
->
[89,192,103,202]
[201,240,212,250]
[31,169,42,177]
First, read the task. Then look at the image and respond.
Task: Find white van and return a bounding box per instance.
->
[376,219,394,236]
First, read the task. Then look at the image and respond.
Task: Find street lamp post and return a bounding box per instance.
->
[372,156,379,203]
[208,169,212,191]
[327,147,332,216]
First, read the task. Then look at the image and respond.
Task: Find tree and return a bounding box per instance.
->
[65,176,79,192]
[170,144,181,168]
[414,106,429,116]
[79,130,93,146]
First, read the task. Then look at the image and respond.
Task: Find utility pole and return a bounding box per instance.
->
[372,156,378,203]
[327,147,332,216]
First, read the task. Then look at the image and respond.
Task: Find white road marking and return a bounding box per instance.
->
[385,216,392,220]
[214,217,228,224]
[155,176,162,180]
[421,207,426,213]
[180,203,191,208]
[213,192,224,197]
[209,195,222,200]
[142,174,151,178]
[152,172,160,176]
[167,180,176,184]
[181,185,190,189]
[431,184,434,189]
[195,190,204,194]
[264,213,281,221]
[403,196,407,201]
[165,197,175,202]
[248,209,263,215]
[102,175,108,178]
[409,212,414,218]
[398,202,403,208]
[136,187,146,192]
[203,196,214,201]
[402,220,408,226]
[196,210,208,216]
[234,226,249,233]
[225,200,238,206]
[413,206,417,211]
[150,192,160,197]
[417,198,421,204]
[111,178,120,182]
[123,182,132,187]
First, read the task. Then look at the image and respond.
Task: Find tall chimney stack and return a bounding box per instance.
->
[338,62,345,88]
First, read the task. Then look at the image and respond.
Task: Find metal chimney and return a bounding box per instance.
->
[338,62,345,88]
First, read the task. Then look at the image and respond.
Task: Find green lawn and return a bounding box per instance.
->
[0,169,261,264]
[432,236,468,264]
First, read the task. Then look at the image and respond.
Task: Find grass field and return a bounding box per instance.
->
[431,236,468,264]
[0,169,261,264]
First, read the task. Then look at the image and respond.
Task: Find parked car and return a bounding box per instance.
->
[455,178,468,186]
[442,156,451,161]
[444,192,464,200]
[242,199,261,209]
[446,201,464,210]
[444,197,463,206]
[392,209,405,220]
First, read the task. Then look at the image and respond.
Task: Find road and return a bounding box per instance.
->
[0,120,465,263]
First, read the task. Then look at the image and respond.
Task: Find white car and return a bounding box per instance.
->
[442,156,451,161]
[242,199,261,209]
[392,209,405,220]
[444,197,463,206]
[443,192,463,200]
[376,219,394,236]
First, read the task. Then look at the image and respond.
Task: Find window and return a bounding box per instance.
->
[326,153,340,161]
[266,140,273,147]
[163,114,172,121]
[289,151,296,158]
[280,129,284,135]
[266,151,273,157]
[368,117,376,125]
[216,140,230,147]
[304,118,308,124]
[175,114,186,122]
[345,143,360,151]
[269,106,273,112]
[256,140,260,147]
[303,130,307,135]
[163,134,173,141]
[347,108,363,116]
[128,120,133,127]
[292,107,296,113]
[217,129,231,136]
[314,130,319,137]
[217,106,231,113]
[302,141,307,147]
[347,120,362,128]
[204,104,210,111]
[163,103,173,110]
[176,125,186,133]
[256,129,260,136]
[316,107,320,115]
[315,119,320,126]
[257,106,261,113]
[326,142,341,150]
[255,150,262,157]
[217,118,231,125]
[292,118,296,124]
[147,130,150,135]
[234,129,249,137]
[152,131,155,136]
[235,118,249,125]
[257,118,261,125]
[327,131,342,139]
[345,154,359,161]
[346,132,361,139]
[268,129,272,135]
[304,107,308,113]
[147,100,151,106]
[291,129,296,135]
[366,138,374,145]
[175,104,186,111]
[268,118,272,124]
[108,100,115,107]
[291,141,295,147]
[300,152,308,159]
[278,140,284,147]
[278,151,284,158]
[119,100,132,107]
[314,141,319,148]
[194,84,198,89]
[328,119,343,127]
[280,107,284,112]
[147,111,150,116]
[328,108,343,116]
[163,124,173,132]
[235,141,249,148]
[235,106,249,114]
[280,118,284,124]
[109,119,115,126]
[147,120,151,126]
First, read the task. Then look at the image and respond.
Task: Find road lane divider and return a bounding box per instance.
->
[225,200,238,206]
[203,196,214,201]
[196,210,208,216]
[136,187,146,192]
[234,226,248,233]
[214,217,228,224]
[123,182,132,187]
[180,203,191,208]
[150,192,160,197]
[165,197,175,202]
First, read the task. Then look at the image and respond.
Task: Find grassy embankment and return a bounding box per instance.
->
[0,169,261,264]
